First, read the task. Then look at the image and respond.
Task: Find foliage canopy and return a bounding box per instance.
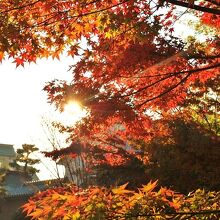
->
[0,0,219,218]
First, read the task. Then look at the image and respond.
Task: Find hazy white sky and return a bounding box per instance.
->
[0,56,80,179]
[0,56,74,144]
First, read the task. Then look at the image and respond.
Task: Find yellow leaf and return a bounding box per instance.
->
[105,32,112,39]
[29,209,43,219]
[112,183,131,195]
[85,204,93,212]
[142,180,158,193]
[63,211,80,220]
[72,211,80,220]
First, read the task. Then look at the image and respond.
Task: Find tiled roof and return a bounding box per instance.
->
[5,182,47,197]
[0,144,16,157]
[3,171,63,198]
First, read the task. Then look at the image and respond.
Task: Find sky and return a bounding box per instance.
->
[0,55,82,179]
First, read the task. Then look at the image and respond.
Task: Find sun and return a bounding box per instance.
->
[59,101,87,125]
[64,101,83,115]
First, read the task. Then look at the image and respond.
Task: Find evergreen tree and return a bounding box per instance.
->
[10,144,40,177]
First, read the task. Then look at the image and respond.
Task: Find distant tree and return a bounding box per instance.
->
[86,110,220,192]
[183,76,220,135]
[95,156,148,189]
[144,117,220,193]
[10,144,40,177]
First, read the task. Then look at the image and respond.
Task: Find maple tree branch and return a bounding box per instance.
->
[31,0,130,28]
[113,62,219,105]
[69,0,130,19]
[95,138,132,157]
[189,54,220,59]
[83,0,102,7]
[180,62,220,73]
[120,62,220,79]
[166,0,220,15]
[114,5,159,39]
[0,0,42,14]
[35,0,102,21]
[137,73,191,107]
[31,13,62,28]
[119,73,178,98]
[205,0,220,7]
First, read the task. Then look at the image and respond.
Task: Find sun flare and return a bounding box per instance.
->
[59,101,87,125]
[64,101,82,115]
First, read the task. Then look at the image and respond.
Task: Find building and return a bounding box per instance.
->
[58,155,87,186]
[0,144,16,169]
[0,144,63,220]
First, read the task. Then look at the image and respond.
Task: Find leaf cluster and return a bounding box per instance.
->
[22,181,220,219]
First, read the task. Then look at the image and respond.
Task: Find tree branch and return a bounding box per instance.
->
[166,0,220,15]
[0,0,42,15]
[128,62,220,79]
[31,0,130,28]
[189,54,220,60]
[137,73,191,107]
[112,62,219,105]
[205,0,220,7]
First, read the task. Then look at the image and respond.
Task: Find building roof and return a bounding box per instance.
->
[3,171,64,198]
[5,181,47,197]
[0,144,16,157]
